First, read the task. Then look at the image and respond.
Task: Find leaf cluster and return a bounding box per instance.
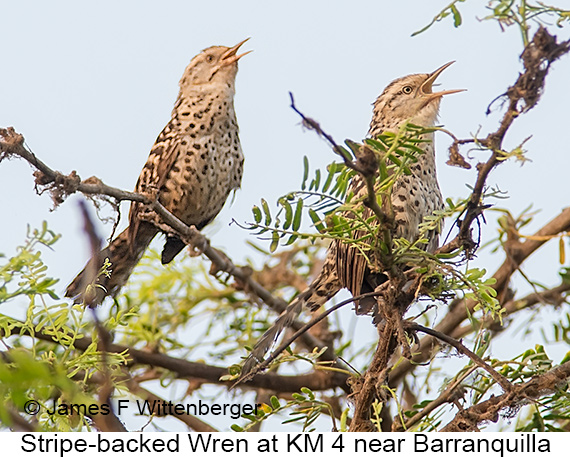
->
[414,0,570,46]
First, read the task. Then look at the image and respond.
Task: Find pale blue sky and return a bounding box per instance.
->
[1,1,569,431]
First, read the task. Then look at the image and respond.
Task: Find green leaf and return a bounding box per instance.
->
[302,156,309,190]
[308,209,325,233]
[270,396,281,409]
[252,206,262,224]
[386,154,402,167]
[345,140,361,156]
[322,163,337,193]
[310,169,321,191]
[292,393,306,402]
[300,387,315,400]
[293,199,303,232]
[285,234,298,245]
[270,231,280,253]
[261,199,272,226]
[378,159,388,181]
[280,198,294,230]
[451,4,462,27]
[335,145,353,162]
[283,416,305,424]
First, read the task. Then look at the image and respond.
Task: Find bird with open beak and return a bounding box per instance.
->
[241,61,464,378]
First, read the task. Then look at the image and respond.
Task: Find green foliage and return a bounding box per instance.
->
[515,353,570,431]
[122,250,248,356]
[128,241,332,364]
[244,122,437,253]
[394,344,569,432]
[414,0,570,46]
[232,386,337,432]
[0,349,86,430]
[484,0,570,45]
[551,313,570,345]
[1,224,343,431]
[0,224,121,430]
[246,120,510,323]
[0,222,60,304]
[508,346,570,431]
[412,0,467,36]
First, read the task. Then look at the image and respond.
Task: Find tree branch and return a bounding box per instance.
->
[390,206,570,386]
[408,322,512,391]
[289,93,391,228]
[0,125,338,367]
[437,27,570,256]
[234,291,383,386]
[440,360,570,432]
[4,325,345,393]
[126,379,218,432]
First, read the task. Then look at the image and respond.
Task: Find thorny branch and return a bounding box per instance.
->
[290,92,436,431]
[390,206,570,386]
[348,320,399,431]
[383,27,570,428]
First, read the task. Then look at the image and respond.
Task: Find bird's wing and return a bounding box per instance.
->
[334,174,387,315]
[129,124,181,246]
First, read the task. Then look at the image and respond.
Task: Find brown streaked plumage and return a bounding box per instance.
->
[242,62,462,376]
[66,39,250,306]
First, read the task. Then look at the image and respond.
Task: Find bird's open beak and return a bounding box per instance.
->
[222,38,252,65]
[421,61,465,98]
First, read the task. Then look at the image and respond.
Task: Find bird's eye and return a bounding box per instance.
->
[402,86,413,94]
[206,55,215,63]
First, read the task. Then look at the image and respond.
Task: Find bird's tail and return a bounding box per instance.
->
[241,257,342,377]
[241,293,306,375]
[65,222,157,306]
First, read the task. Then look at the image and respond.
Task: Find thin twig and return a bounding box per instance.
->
[126,380,218,432]
[438,29,570,256]
[393,365,477,431]
[289,92,390,227]
[74,200,127,432]
[407,322,512,392]
[234,290,383,386]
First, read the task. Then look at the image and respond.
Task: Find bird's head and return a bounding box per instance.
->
[371,61,464,130]
[179,38,251,90]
